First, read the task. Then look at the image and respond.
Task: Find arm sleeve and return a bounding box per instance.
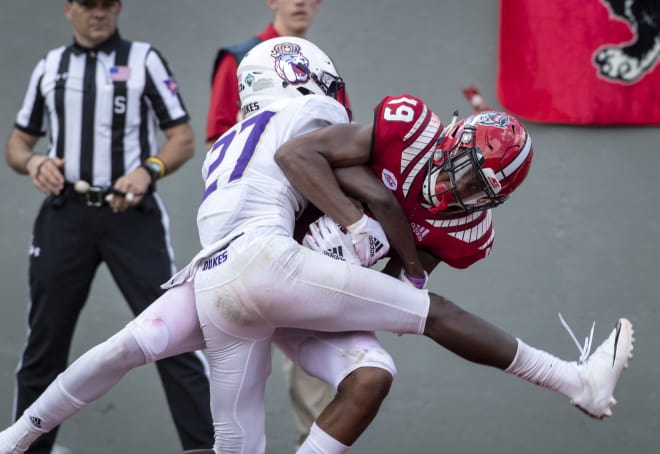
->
[15,59,48,137]
[144,47,190,130]
[205,54,240,142]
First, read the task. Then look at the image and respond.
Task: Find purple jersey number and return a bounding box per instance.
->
[202,110,276,201]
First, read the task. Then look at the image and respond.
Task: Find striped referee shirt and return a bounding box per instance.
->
[14,31,189,187]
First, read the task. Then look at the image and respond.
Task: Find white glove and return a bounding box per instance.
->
[303,215,361,265]
[399,269,429,290]
[345,214,390,267]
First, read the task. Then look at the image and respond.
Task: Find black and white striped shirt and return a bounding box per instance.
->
[15,31,189,187]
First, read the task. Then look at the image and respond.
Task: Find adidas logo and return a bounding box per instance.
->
[323,246,347,261]
[29,415,42,429]
[410,222,430,241]
[369,237,384,256]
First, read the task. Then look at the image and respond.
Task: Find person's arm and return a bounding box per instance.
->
[275,123,373,227]
[153,121,196,175]
[5,127,65,195]
[334,165,425,278]
[109,121,194,212]
[381,249,441,278]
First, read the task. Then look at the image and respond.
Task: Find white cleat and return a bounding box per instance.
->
[569,318,635,420]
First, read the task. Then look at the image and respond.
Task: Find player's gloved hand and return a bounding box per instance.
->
[399,269,429,289]
[303,215,361,265]
[345,214,390,267]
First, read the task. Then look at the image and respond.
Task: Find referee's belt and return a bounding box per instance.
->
[62,182,151,207]
[62,182,111,207]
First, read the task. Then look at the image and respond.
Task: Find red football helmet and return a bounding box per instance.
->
[422,111,533,213]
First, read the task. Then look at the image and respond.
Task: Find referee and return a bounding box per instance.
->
[4,1,213,452]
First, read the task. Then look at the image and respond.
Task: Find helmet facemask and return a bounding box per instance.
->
[289,63,351,120]
[423,124,506,214]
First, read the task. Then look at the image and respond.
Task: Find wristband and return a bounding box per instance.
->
[345,214,367,234]
[142,156,166,181]
[401,270,429,289]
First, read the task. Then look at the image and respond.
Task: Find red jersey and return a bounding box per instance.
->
[370,95,495,269]
[206,24,280,142]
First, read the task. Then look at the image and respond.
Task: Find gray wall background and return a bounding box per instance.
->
[0,1,658,453]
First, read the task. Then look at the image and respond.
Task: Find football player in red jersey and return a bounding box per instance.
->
[291,95,532,277]
[276,90,632,452]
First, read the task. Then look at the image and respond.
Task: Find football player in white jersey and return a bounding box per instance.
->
[0,37,635,454]
[0,38,410,454]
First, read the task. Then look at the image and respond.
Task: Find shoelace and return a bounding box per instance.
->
[558,312,595,365]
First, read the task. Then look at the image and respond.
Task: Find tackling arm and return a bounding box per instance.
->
[381,249,441,278]
[335,165,425,278]
[275,123,372,228]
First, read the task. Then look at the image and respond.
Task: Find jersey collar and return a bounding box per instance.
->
[71,30,122,55]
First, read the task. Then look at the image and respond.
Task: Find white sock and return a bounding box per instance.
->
[296,422,349,454]
[505,338,583,399]
[0,412,46,453]
[0,374,87,452]
[0,374,86,453]
[0,329,147,453]
[29,375,87,432]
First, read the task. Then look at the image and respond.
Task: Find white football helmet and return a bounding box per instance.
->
[237,37,349,119]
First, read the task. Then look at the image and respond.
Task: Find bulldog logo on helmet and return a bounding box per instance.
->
[270,42,310,85]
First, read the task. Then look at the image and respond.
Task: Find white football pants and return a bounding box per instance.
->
[194,230,429,454]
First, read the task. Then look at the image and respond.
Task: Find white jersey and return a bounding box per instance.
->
[196,95,349,251]
[189,97,429,454]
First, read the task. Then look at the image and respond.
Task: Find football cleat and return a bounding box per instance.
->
[559,315,635,420]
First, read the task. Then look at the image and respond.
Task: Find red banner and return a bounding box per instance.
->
[497,0,660,125]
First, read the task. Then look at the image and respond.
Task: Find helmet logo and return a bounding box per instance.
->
[481,167,502,194]
[271,42,310,85]
[467,111,510,128]
[238,73,255,95]
[381,168,398,191]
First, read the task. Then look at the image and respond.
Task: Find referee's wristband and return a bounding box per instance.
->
[141,157,166,181]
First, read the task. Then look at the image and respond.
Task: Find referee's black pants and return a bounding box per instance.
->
[14,193,214,453]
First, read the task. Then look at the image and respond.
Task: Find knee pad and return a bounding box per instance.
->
[342,346,397,383]
[126,316,171,363]
[279,330,398,388]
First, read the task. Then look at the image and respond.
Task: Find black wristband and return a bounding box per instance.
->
[140,162,159,182]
